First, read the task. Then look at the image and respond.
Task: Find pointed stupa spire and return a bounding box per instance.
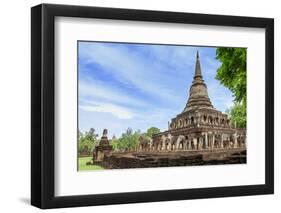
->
[183,51,213,111]
[194,51,202,79]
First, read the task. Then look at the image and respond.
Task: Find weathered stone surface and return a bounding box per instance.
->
[95,149,246,169]
[146,51,246,153]
[184,51,213,111]
[94,129,113,162]
[92,51,247,169]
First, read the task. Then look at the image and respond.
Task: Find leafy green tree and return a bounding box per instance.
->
[78,130,83,142]
[126,127,133,136]
[110,137,120,151]
[110,128,142,151]
[84,128,98,142]
[78,128,98,154]
[227,102,247,128]
[216,48,247,128]
[120,128,141,151]
[110,134,120,151]
[145,127,160,138]
[216,48,246,104]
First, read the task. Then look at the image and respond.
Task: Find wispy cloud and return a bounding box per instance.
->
[78,42,235,136]
[79,42,188,104]
[80,101,134,119]
[79,79,148,108]
[137,44,196,71]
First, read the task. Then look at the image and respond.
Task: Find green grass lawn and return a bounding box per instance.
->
[78,156,104,171]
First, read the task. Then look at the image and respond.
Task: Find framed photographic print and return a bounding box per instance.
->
[31,3,274,209]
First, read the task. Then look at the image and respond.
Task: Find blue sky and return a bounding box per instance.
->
[78,41,234,138]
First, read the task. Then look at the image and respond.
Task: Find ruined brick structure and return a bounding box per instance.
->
[139,51,246,152]
[94,129,113,162]
[92,52,246,169]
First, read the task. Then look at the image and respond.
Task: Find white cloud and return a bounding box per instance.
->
[78,43,235,136]
[79,42,182,103]
[146,45,196,70]
[80,101,134,119]
[79,79,148,108]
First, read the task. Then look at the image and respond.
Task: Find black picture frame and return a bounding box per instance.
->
[31,3,274,209]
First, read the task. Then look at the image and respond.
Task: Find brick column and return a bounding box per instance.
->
[193,138,197,150]
[205,132,208,149]
[221,134,224,148]
[212,133,215,149]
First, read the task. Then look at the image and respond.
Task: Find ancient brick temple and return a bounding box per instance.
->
[140,51,246,152]
[94,129,113,162]
[92,52,247,169]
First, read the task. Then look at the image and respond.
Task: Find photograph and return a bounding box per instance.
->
[77,42,247,171]
[29,2,274,209]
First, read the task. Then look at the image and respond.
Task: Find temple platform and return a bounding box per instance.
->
[95,148,246,169]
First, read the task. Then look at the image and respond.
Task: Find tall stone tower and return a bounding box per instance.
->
[151,51,246,151]
[169,50,229,131]
[184,51,213,111]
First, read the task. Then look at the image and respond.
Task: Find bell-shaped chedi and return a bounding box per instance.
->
[183,51,213,111]
[166,50,232,132]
